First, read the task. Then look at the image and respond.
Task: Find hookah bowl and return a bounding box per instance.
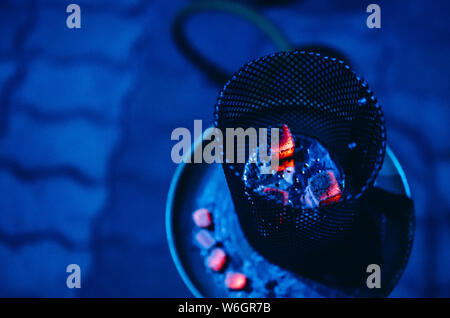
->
[214,51,386,275]
[166,50,414,298]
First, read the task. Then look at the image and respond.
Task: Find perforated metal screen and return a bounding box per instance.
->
[214,51,386,262]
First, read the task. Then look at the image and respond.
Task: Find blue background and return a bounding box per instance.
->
[0,0,448,297]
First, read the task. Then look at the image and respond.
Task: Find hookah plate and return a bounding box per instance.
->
[166,139,412,297]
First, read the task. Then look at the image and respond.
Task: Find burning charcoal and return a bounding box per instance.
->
[192,208,212,228]
[195,230,215,249]
[271,124,295,161]
[206,248,227,271]
[243,125,344,209]
[309,170,342,207]
[225,272,247,290]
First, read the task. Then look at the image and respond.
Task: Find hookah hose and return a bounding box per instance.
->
[171,0,294,86]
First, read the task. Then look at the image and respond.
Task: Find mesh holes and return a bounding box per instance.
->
[214,50,386,257]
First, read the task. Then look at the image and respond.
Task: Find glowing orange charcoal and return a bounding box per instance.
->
[278,158,294,172]
[225,272,247,290]
[192,208,212,228]
[262,187,289,206]
[271,124,295,162]
[319,171,342,206]
[206,248,227,271]
[195,230,216,249]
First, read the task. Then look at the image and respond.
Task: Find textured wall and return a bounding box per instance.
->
[0,0,448,297]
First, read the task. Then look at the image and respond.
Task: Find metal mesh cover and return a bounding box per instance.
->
[214,51,386,267]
